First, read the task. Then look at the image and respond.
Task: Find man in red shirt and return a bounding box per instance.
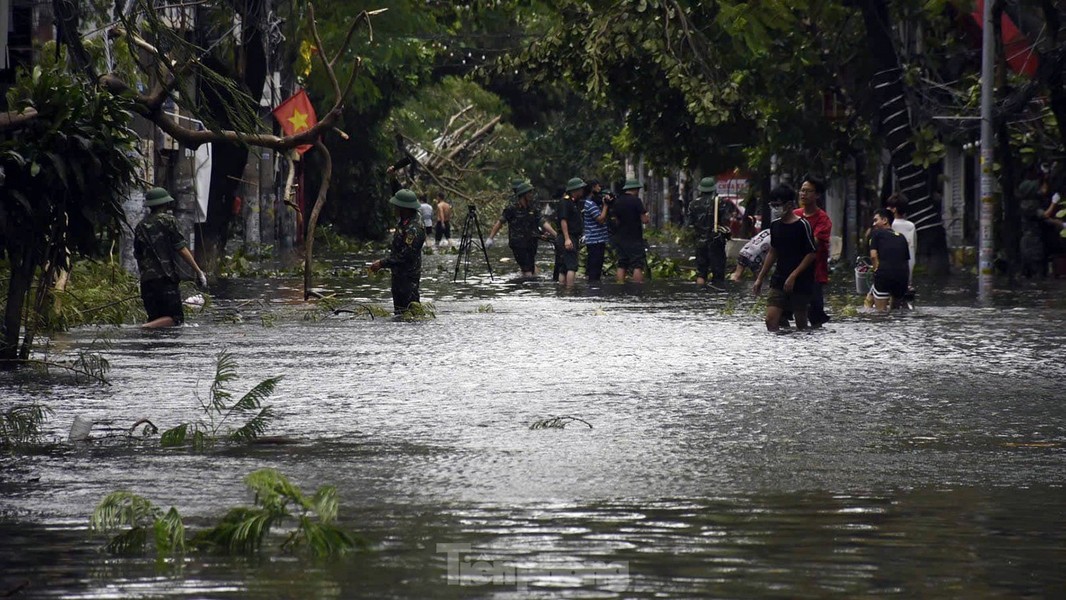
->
[795,175,832,327]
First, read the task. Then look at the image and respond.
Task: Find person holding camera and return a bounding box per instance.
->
[688,177,736,286]
[582,179,612,282]
[555,177,587,286]
[486,181,558,277]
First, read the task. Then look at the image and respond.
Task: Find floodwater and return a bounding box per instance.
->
[2,240,1066,599]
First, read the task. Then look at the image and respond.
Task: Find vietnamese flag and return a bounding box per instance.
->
[272,89,318,154]
[971,0,1038,77]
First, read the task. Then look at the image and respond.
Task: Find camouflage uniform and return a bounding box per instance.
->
[500,199,547,272]
[688,193,735,283]
[134,212,187,283]
[133,211,188,323]
[381,215,426,314]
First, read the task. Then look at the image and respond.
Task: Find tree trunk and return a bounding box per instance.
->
[198,142,251,268]
[194,0,269,269]
[858,0,951,274]
[1,248,37,363]
[304,139,332,298]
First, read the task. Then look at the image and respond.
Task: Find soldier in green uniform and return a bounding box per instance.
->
[370,189,427,314]
[485,181,558,276]
[133,187,208,328]
[555,177,587,286]
[688,177,736,285]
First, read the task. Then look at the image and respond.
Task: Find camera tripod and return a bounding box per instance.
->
[453,204,494,282]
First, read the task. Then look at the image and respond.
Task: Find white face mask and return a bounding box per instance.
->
[770,206,784,220]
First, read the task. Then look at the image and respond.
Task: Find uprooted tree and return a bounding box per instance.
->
[0,3,381,362]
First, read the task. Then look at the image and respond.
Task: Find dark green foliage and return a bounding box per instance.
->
[1,63,137,259]
[1,61,138,360]
[0,403,53,448]
[160,350,281,448]
[90,492,187,556]
[646,252,691,280]
[46,260,145,329]
[500,0,890,179]
[91,470,359,558]
[192,469,361,557]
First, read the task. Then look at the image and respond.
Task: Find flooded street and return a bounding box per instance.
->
[3,244,1066,598]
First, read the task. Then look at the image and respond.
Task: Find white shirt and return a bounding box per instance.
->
[892,218,916,281]
[420,203,433,227]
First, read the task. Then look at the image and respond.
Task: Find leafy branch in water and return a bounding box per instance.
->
[160,350,281,449]
[530,415,593,430]
[400,302,436,321]
[90,492,186,556]
[3,334,113,385]
[91,470,361,558]
[0,403,53,448]
[193,469,360,557]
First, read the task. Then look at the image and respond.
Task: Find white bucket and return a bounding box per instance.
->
[69,416,93,442]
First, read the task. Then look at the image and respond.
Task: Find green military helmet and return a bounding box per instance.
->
[622,178,642,191]
[698,177,716,194]
[565,177,586,192]
[389,189,421,210]
[511,178,525,192]
[144,187,175,207]
[1018,179,1041,199]
[514,181,534,196]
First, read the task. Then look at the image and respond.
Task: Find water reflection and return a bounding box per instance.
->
[2,244,1065,598]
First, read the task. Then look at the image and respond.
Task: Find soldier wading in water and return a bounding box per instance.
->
[133,187,208,328]
[370,189,427,314]
[688,176,736,286]
[485,181,558,277]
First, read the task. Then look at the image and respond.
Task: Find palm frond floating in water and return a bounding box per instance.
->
[530,416,593,430]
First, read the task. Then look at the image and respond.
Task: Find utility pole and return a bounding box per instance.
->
[978,0,995,301]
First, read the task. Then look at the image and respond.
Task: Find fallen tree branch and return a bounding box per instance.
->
[304,138,333,299]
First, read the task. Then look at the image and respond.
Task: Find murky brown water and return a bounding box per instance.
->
[3,241,1066,598]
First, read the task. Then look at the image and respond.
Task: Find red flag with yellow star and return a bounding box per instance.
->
[272,89,318,154]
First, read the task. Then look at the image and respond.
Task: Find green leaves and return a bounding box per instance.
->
[160,423,189,447]
[92,470,358,558]
[209,349,239,409]
[910,126,946,169]
[2,60,138,358]
[166,350,281,448]
[90,491,186,556]
[193,469,360,557]
[0,403,53,448]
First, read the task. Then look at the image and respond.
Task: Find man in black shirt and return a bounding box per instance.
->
[556,177,586,286]
[752,184,817,331]
[869,208,911,311]
[612,178,650,283]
